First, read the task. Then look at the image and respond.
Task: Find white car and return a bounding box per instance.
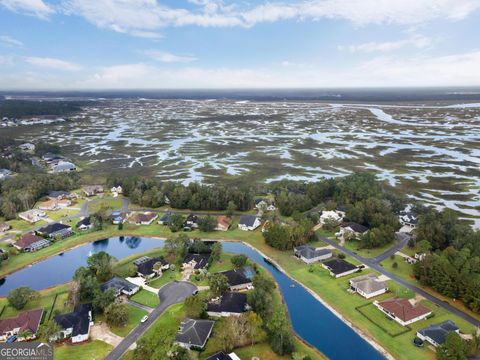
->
[141,315,148,323]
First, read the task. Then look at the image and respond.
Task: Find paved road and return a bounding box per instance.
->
[371,232,411,264]
[105,281,197,360]
[318,233,480,327]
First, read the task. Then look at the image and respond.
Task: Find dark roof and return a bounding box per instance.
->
[323,258,357,275]
[220,267,254,287]
[239,215,258,227]
[206,352,233,360]
[54,304,92,337]
[175,318,215,348]
[294,245,332,259]
[76,217,91,228]
[47,190,71,198]
[37,222,71,235]
[418,321,459,345]
[159,212,174,223]
[207,292,247,314]
[186,214,198,223]
[341,222,369,233]
[100,277,138,294]
[183,253,211,269]
[136,257,168,276]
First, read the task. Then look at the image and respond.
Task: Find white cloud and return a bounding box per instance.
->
[59,0,480,37]
[0,54,14,65]
[24,56,81,71]
[0,35,24,47]
[338,35,432,53]
[0,0,54,19]
[144,50,197,63]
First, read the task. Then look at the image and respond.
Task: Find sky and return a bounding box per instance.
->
[0,0,480,89]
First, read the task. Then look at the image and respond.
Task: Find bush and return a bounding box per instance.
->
[392,262,398,269]
[231,254,248,268]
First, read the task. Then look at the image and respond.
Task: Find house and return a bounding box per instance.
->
[215,216,231,231]
[158,212,174,225]
[82,185,103,197]
[18,209,46,223]
[319,210,344,225]
[37,199,60,211]
[414,252,426,261]
[0,309,43,342]
[110,186,122,197]
[349,274,388,299]
[336,222,369,240]
[53,304,93,344]
[206,352,241,360]
[47,190,74,200]
[184,214,198,229]
[417,320,460,347]
[127,212,158,225]
[0,223,10,233]
[18,143,35,153]
[36,223,73,239]
[335,205,347,218]
[110,211,127,224]
[374,298,432,326]
[175,318,215,349]
[238,215,261,231]
[220,267,255,291]
[0,168,13,180]
[255,198,276,211]
[76,217,93,231]
[134,256,169,278]
[14,232,51,252]
[182,253,211,270]
[51,161,76,173]
[399,211,418,228]
[322,258,359,278]
[207,292,249,317]
[42,152,62,163]
[294,245,332,263]
[100,277,140,297]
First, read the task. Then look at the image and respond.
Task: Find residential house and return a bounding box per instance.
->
[220,267,255,291]
[182,253,211,270]
[158,212,174,225]
[51,161,76,173]
[110,186,122,197]
[0,309,43,342]
[14,232,51,252]
[215,216,231,231]
[238,215,261,231]
[76,217,93,231]
[53,304,93,344]
[37,199,61,211]
[399,211,418,228]
[100,277,140,297]
[82,185,103,197]
[319,210,344,225]
[36,223,73,239]
[417,320,460,347]
[18,209,46,223]
[207,292,249,317]
[336,222,369,240]
[335,205,347,218]
[134,256,169,278]
[175,318,215,349]
[349,274,388,299]
[0,168,13,180]
[294,245,332,264]
[184,214,198,230]
[110,211,127,224]
[127,212,158,225]
[47,190,75,200]
[255,198,276,211]
[206,352,241,360]
[0,223,10,233]
[322,258,359,278]
[374,298,432,326]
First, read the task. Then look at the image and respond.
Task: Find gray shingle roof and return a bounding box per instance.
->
[175,318,215,348]
[418,320,459,345]
[294,245,332,259]
[239,215,258,227]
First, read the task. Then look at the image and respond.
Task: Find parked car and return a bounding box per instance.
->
[6,335,17,343]
[141,315,149,323]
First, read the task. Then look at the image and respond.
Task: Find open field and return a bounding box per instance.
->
[54,340,112,360]
[3,99,479,227]
[130,290,159,308]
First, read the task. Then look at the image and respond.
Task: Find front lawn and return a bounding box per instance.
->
[107,304,147,337]
[130,290,159,308]
[54,340,112,360]
[148,270,182,289]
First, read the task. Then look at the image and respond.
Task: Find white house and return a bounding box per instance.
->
[238,215,261,231]
[374,298,432,326]
[319,210,344,225]
[336,222,369,240]
[111,186,123,197]
[53,304,93,344]
[19,143,35,153]
[18,209,46,223]
[349,274,388,299]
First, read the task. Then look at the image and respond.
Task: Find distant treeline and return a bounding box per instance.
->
[0,100,89,118]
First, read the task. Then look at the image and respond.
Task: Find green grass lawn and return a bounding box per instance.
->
[357,303,410,336]
[147,270,182,289]
[107,305,147,337]
[381,255,420,285]
[6,218,42,232]
[342,239,393,258]
[46,208,78,221]
[88,199,123,213]
[130,290,159,308]
[54,340,112,360]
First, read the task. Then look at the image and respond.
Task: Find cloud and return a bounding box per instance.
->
[143,50,197,63]
[24,56,81,71]
[0,54,14,65]
[59,0,480,37]
[0,35,24,47]
[0,0,54,19]
[338,35,432,53]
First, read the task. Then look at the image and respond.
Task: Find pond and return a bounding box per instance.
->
[0,236,384,360]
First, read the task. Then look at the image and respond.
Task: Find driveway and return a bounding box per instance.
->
[105,281,197,360]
